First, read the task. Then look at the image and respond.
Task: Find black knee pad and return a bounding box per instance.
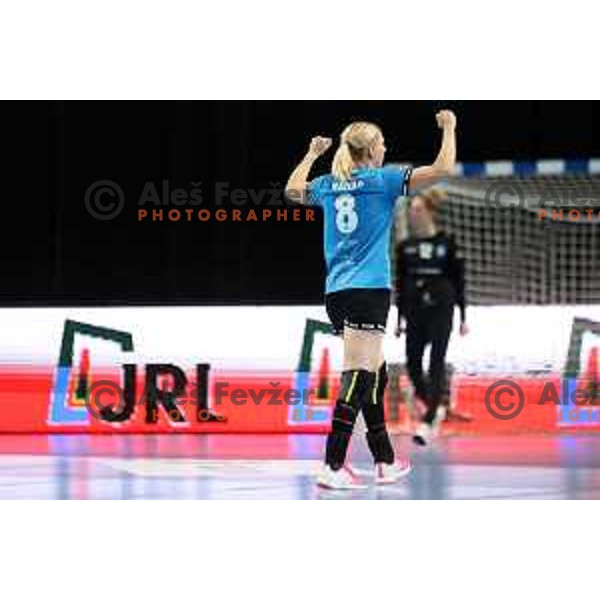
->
[331,401,359,434]
[325,369,375,470]
[325,430,352,470]
[331,368,374,432]
[337,369,375,408]
[363,362,389,407]
[363,365,394,464]
[362,363,388,427]
[366,429,395,465]
[362,401,385,433]
[378,362,388,394]
[326,395,361,471]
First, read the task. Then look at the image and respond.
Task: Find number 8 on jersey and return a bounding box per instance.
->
[335,194,358,234]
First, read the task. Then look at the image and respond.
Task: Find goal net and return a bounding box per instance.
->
[395,170,600,305]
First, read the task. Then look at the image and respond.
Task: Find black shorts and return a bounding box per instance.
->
[325,288,391,336]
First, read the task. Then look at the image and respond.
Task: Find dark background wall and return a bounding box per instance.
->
[1,101,599,306]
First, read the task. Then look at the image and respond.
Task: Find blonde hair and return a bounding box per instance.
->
[331,121,382,181]
[413,187,447,216]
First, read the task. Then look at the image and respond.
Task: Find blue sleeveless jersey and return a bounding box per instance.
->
[308,165,411,295]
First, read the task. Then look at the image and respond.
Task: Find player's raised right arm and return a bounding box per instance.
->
[285,136,332,204]
[409,110,457,193]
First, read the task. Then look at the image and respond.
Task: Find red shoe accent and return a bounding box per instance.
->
[397,456,412,472]
[343,465,359,483]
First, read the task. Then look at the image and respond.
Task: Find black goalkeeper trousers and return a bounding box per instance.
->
[404,304,454,425]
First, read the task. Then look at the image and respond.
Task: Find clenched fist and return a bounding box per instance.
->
[308,136,333,158]
[436,110,456,130]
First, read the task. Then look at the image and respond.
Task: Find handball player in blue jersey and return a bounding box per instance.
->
[286,111,457,489]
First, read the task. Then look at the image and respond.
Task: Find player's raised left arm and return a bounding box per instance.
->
[409,110,457,193]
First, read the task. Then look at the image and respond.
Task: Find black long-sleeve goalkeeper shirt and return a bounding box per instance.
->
[395,230,466,323]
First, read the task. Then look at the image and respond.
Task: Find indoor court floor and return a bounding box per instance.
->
[1,433,600,499]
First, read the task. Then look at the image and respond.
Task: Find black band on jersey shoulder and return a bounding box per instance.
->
[402,167,413,196]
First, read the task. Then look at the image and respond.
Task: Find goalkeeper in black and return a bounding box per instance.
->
[394,188,469,445]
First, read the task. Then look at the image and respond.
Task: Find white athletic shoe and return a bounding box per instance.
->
[316,464,367,490]
[374,457,413,485]
[412,422,437,446]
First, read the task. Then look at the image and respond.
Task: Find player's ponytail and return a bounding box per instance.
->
[332,141,354,181]
[331,121,382,181]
